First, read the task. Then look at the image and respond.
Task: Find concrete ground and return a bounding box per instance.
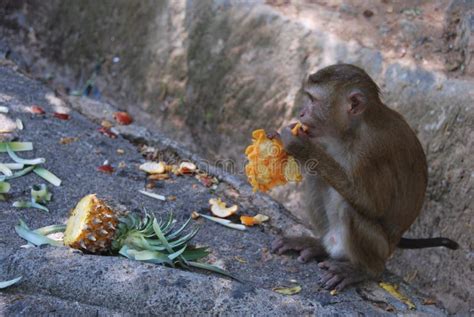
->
[0,65,448,315]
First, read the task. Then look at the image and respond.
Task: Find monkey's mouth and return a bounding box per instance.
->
[298,120,316,137]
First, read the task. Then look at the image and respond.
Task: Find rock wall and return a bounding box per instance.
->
[0,0,472,313]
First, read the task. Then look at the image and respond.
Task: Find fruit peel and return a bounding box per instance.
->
[209,198,238,218]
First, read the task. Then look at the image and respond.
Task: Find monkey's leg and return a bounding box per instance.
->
[271,236,328,263]
[318,210,389,291]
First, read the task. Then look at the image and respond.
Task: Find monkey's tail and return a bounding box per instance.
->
[397,237,459,250]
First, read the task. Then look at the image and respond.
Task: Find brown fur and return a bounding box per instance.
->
[274,64,427,287]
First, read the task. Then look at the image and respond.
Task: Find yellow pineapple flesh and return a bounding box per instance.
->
[63,194,118,253]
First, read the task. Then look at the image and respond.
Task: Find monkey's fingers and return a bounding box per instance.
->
[266,130,281,140]
[319,271,335,285]
[297,247,326,263]
[334,276,361,292]
[323,274,344,290]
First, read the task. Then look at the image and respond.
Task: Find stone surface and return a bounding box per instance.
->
[0,0,472,314]
[0,65,447,315]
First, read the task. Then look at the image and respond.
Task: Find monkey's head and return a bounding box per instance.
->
[299,64,382,138]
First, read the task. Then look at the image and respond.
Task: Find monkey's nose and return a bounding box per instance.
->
[299,110,305,117]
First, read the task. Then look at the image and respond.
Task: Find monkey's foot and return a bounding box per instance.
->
[271,236,327,263]
[318,260,368,291]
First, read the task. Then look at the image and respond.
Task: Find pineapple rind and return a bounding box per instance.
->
[64,194,118,253]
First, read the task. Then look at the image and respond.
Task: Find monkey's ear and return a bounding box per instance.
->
[347,90,367,116]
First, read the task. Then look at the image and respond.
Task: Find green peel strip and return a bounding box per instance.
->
[33,167,61,187]
[31,184,52,204]
[0,142,33,152]
[0,181,10,193]
[6,145,45,165]
[0,276,22,289]
[196,213,246,231]
[34,224,66,236]
[13,200,49,212]
[3,163,24,170]
[15,220,62,246]
[0,163,13,176]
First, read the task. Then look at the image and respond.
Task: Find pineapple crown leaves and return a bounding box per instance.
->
[113,211,203,267]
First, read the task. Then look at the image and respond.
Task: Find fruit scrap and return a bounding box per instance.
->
[59,137,78,145]
[98,127,117,138]
[244,129,302,192]
[379,282,416,310]
[196,173,218,187]
[240,214,269,226]
[31,184,52,204]
[139,161,166,174]
[31,105,45,114]
[209,198,238,218]
[97,164,114,173]
[0,181,11,193]
[272,285,302,295]
[101,120,113,129]
[291,121,309,136]
[53,112,70,120]
[114,111,133,125]
[148,173,169,181]
[177,162,197,175]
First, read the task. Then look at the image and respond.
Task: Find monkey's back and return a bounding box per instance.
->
[356,105,428,247]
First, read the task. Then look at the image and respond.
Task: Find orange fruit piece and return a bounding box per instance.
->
[245,129,302,192]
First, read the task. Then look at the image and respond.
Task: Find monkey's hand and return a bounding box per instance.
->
[280,124,312,161]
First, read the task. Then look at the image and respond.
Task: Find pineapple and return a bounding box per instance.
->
[63,194,118,253]
[15,194,235,278]
[62,194,210,268]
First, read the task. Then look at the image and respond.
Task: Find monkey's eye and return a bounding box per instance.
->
[306,92,315,102]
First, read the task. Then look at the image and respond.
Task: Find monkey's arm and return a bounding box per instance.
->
[281,127,374,217]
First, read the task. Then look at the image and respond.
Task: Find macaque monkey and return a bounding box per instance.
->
[271,64,458,291]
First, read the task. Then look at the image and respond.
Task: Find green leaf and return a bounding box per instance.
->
[6,144,45,165]
[15,220,62,247]
[33,167,61,187]
[0,276,22,289]
[166,217,192,240]
[153,218,174,254]
[168,228,199,248]
[181,247,210,261]
[160,212,175,235]
[0,142,33,152]
[188,261,239,281]
[119,246,170,265]
[168,245,187,261]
